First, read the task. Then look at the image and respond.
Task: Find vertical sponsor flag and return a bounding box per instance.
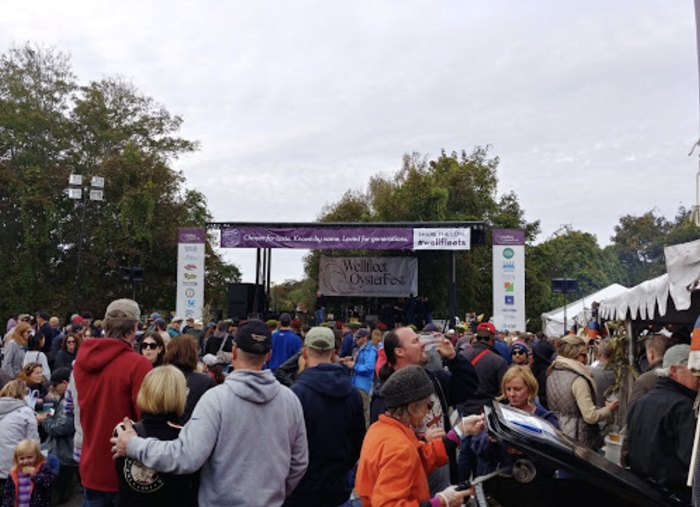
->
[177,227,206,321]
[492,230,526,332]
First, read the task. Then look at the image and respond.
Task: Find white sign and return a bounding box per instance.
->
[176,228,206,321]
[413,228,471,250]
[319,257,418,297]
[492,230,526,332]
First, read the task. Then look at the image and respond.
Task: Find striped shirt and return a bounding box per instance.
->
[17,471,31,507]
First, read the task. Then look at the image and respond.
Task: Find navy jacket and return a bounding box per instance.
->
[339,332,354,358]
[285,363,365,507]
[627,377,696,499]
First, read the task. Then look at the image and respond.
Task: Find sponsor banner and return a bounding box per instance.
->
[219,226,472,251]
[492,229,526,332]
[493,229,525,246]
[178,227,207,244]
[413,228,471,250]
[319,257,418,297]
[176,227,205,321]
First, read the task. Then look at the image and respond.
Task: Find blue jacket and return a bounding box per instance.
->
[351,344,377,394]
[267,329,302,370]
[493,339,511,364]
[285,363,365,507]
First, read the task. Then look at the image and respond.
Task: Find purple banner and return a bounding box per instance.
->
[492,229,525,246]
[220,226,414,250]
[178,227,206,244]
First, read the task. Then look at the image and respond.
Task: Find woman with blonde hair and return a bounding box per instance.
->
[471,365,560,502]
[0,380,39,491]
[497,365,555,416]
[115,365,197,507]
[546,335,618,449]
[1,322,30,378]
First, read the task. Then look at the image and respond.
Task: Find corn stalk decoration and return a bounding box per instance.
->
[603,320,637,428]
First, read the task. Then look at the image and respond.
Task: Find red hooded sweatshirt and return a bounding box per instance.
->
[73,337,152,492]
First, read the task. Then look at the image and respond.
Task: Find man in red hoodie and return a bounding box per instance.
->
[73,298,152,506]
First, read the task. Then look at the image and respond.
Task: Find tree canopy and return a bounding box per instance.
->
[295,149,700,332]
[0,43,239,318]
[301,148,540,319]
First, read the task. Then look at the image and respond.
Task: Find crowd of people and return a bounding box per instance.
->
[0,301,697,506]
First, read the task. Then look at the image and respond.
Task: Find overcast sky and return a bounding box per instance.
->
[2,1,699,283]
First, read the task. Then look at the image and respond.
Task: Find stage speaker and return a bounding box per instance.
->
[227,283,266,319]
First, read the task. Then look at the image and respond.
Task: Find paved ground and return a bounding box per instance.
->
[64,489,82,507]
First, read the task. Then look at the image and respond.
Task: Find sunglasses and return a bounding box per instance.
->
[66,340,76,344]
[425,400,434,411]
[141,342,159,350]
[512,350,526,356]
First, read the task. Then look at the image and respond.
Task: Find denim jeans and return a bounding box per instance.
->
[83,488,118,507]
[315,308,325,324]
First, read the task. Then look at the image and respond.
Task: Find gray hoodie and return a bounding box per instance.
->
[129,368,308,506]
[0,397,39,478]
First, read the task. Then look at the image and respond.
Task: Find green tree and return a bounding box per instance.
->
[0,43,238,317]
[527,227,625,330]
[608,211,671,286]
[607,208,700,287]
[306,148,540,320]
[0,44,76,312]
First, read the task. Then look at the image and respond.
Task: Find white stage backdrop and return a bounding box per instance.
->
[319,257,418,297]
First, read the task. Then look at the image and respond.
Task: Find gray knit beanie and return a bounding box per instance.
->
[381,365,434,408]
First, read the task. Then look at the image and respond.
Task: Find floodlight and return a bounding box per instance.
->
[68,174,83,186]
[89,190,104,202]
[67,188,82,200]
[91,176,105,189]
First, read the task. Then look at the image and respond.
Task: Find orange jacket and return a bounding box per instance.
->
[356,414,448,506]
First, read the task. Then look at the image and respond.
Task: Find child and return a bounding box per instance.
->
[1,439,53,507]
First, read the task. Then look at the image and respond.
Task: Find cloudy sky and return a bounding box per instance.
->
[2,1,699,283]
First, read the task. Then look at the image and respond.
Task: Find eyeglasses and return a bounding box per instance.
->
[512,350,526,356]
[141,342,159,350]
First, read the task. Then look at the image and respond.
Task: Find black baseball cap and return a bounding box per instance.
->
[234,319,272,355]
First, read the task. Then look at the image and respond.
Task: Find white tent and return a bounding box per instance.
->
[599,238,700,322]
[541,284,628,337]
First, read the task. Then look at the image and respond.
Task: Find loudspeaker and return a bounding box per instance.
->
[227,283,266,319]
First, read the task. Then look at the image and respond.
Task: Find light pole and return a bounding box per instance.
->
[67,174,105,311]
[551,278,578,335]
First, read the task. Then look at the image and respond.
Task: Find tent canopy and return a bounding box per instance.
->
[542,284,628,337]
[599,238,700,323]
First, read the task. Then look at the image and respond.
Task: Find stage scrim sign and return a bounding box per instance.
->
[319,257,418,297]
[220,225,471,251]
